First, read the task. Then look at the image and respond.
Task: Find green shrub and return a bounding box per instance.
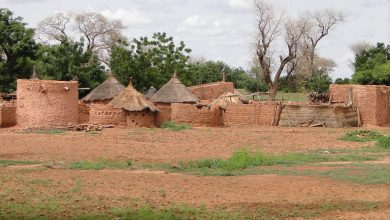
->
[377,136,390,149]
[161,121,192,131]
[341,130,384,142]
[70,159,133,170]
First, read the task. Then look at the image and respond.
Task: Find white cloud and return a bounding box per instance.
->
[183,15,206,27]
[100,9,151,26]
[228,0,251,9]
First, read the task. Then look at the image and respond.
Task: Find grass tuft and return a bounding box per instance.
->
[377,136,390,149]
[340,130,384,142]
[0,160,40,166]
[70,159,133,170]
[161,121,192,131]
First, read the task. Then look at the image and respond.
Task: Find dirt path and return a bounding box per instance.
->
[0,127,369,163]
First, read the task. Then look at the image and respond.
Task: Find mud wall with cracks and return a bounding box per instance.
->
[0,101,17,128]
[16,79,79,128]
[170,103,223,126]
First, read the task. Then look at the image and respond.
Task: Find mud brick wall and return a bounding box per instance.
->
[0,102,17,127]
[189,82,234,100]
[126,110,156,128]
[279,104,358,128]
[16,79,79,128]
[155,103,172,126]
[171,103,223,126]
[329,84,390,126]
[89,103,126,126]
[78,102,90,124]
[223,102,282,126]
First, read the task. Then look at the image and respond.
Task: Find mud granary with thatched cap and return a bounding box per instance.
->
[149,71,199,125]
[110,80,159,127]
[81,71,126,124]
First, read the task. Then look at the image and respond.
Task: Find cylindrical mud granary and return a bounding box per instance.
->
[16,79,79,127]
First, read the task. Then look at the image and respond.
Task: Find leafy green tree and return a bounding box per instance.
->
[352,42,390,85]
[110,32,191,91]
[0,8,38,92]
[304,71,333,93]
[35,39,106,97]
[334,77,350,84]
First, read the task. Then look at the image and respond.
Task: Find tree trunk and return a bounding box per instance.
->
[268,87,277,101]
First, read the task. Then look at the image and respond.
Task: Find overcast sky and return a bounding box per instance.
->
[1,0,389,79]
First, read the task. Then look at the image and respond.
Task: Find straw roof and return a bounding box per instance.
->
[145,86,157,99]
[210,91,244,108]
[82,71,125,102]
[150,71,199,103]
[110,81,159,112]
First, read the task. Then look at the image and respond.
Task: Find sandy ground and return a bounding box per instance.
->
[0,126,371,163]
[0,126,389,219]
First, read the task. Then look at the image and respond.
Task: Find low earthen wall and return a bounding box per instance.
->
[223,102,282,126]
[78,102,90,124]
[126,111,156,128]
[89,103,126,126]
[189,82,234,100]
[279,104,358,128]
[0,102,17,128]
[171,103,223,126]
[155,103,172,126]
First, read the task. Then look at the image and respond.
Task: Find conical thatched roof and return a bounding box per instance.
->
[210,91,244,108]
[82,71,125,102]
[150,71,199,103]
[110,80,159,112]
[145,86,157,99]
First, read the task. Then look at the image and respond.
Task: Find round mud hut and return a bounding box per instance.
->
[81,71,125,124]
[110,81,159,128]
[16,79,79,128]
[150,71,199,125]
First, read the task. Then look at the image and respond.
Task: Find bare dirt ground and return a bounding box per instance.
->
[0,126,389,219]
[0,126,372,163]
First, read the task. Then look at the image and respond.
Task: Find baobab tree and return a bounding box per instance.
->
[36,11,126,64]
[254,0,343,100]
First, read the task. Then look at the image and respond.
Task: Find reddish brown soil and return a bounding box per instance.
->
[1,126,388,218]
[0,127,369,163]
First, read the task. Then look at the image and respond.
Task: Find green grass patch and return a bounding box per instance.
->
[175,149,377,173]
[24,129,67,135]
[0,159,40,166]
[377,136,390,149]
[340,130,384,142]
[70,159,133,170]
[161,121,192,131]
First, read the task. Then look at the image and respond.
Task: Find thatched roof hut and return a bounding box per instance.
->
[145,86,157,99]
[110,81,159,112]
[82,71,125,102]
[210,91,244,108]
[150,71,199,103]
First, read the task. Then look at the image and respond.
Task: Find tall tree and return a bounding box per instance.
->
[0,8,38,92]
[254,0,343,99]
[110,32,191,91]
[35,39,106,97]
[37,11,126,64]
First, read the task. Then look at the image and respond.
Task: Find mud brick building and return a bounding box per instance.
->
[189,81,234,100]
[329,84,390,126]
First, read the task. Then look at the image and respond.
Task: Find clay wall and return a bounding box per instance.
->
[155,103,172,126]
[189,82,234,100]
[223,102,282,126]
[171,103,223,126]
[0,101,17,128]
[329,84,390,126]
[279,104,358,128]
[78,102,90,124]
[126,111,156,128]
[16,80,79,128]
[89,103,126,126]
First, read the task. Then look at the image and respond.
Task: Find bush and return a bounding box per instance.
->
[341,130,384,142]
[377,136,390,149]
[161,121,192,131]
